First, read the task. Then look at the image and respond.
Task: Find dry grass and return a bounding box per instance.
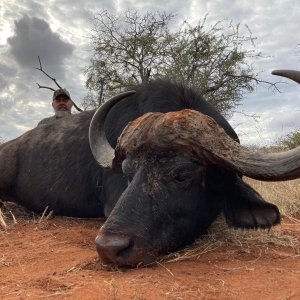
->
[245,178,300,217]
[0,208,8,230]
[0,202,53,231]
[161,214,300,264]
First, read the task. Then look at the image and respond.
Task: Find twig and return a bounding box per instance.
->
[9,211,17,224]
[156,261,175,277]
[0,208,8,230]
[35,56,62,89]
[71,101,83,112]
[36,83,55,91]
[45,210,53,220]
[38,206,53,223]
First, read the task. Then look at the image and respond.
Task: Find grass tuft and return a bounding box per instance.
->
[245,178,300,217]
[161,214,300,264]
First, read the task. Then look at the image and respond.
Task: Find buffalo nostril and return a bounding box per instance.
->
[95,234,133,264]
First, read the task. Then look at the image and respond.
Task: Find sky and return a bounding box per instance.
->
[0,0,299,146]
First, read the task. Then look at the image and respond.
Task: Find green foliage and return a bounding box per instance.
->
[86,10,263,116]
[278,130,300,150]
[162,19,257,117]
[257,130,300,153]
[86,10,174,105]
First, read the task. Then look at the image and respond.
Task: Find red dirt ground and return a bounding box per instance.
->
[0,205,299,300]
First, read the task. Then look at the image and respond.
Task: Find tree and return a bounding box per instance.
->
[278,130,300,150]
[86,10,174,105]
[81,91,99,110]
[86,10,272,116]
[162,19,259,117]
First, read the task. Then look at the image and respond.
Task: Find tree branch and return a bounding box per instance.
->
[36,83,55,91]
[225,73,281,92]
[35,56,62,89]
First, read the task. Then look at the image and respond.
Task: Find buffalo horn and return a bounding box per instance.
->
[272,69,300,84]
[115,110,300,181]
[89,91,136,168]
[191,118,300,181]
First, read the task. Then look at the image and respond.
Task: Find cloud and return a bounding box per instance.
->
[0,63,16,90]
[7,15,74,79]
[230,85,300,146]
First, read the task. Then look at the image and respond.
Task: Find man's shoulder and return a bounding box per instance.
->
[37,116,57,126]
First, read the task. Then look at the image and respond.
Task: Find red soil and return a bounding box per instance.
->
[0,206,299,300]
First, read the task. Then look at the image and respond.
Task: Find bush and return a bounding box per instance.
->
[278,130,300,150]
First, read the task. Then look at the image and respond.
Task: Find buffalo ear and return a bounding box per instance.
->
[89,91,135,168]
[223,181,281,229]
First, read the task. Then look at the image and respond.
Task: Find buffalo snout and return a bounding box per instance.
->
[95,230,157,267]
[95,233,133,265]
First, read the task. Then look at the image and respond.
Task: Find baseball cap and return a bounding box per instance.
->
[53,88,71,100]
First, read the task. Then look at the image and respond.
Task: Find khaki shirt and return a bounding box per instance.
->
[37,116,58,126]
[37,112,72,126]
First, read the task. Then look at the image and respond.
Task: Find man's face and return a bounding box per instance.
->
[52,95,73,112]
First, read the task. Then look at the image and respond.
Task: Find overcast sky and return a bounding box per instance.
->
[0,0,299,146]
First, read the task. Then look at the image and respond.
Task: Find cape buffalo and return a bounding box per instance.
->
[0,70,300,267]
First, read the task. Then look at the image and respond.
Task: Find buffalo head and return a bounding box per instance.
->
[89,70,300,266]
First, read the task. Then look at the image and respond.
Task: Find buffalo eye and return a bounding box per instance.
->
[175,173,191,182]
[173,171,194,187]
